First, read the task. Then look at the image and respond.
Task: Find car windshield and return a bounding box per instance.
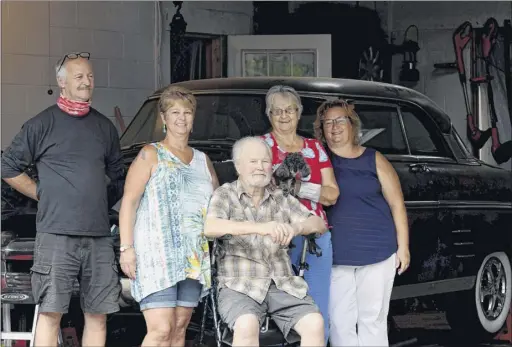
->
[120,92,414,156]
[120,93,325,148]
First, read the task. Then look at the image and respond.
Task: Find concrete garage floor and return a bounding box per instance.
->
[390,312,512,347]
[105,311,512,346]
[391,330,512,347]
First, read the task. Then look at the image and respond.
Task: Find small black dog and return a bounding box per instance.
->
[272,152,322,257]
[273,152,311,197]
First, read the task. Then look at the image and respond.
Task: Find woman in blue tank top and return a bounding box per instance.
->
[313,99,410,347]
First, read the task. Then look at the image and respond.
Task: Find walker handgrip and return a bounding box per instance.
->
[213,234,231,261]
[306,235,322,257]
[218,234,232,241]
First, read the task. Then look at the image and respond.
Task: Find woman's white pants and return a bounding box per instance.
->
[329,253,396,347]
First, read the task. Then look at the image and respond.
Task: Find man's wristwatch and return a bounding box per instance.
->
[119,244,134,252]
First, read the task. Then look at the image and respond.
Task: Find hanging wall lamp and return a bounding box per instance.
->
[399,25,420,83]
[358,24,421,84]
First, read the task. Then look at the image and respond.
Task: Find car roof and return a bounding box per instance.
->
[150,77,452,132]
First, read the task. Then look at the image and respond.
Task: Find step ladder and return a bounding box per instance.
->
[1,303,39,347]
[1,303,63,347]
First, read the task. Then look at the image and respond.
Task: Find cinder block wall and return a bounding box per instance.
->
[1,1,156,148]
[1,1,254,149]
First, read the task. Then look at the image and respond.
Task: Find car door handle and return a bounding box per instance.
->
[409,163,431,173]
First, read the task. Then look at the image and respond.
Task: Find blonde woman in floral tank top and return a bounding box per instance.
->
[119,86,219,347]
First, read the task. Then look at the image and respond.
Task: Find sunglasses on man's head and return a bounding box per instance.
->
[57,52,91,73]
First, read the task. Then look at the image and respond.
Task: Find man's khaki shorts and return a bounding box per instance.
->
[217,283,320,342]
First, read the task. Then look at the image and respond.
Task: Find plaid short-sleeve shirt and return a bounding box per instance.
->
[206,180,314,304]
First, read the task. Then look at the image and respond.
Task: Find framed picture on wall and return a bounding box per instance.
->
[242,49,317,77]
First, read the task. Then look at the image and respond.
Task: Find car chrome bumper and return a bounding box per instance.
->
[1,237,135,307]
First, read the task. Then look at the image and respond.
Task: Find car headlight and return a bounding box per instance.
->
[1,231,15,247]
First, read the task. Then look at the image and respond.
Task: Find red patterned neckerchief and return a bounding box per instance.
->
[57,95,91,117]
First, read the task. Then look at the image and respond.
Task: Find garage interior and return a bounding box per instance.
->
[1,1,512,347]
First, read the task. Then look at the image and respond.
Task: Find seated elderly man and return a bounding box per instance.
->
[204,136,327,347]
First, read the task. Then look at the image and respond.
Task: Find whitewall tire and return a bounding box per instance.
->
[445,251,512,340]
[474,252,512,334]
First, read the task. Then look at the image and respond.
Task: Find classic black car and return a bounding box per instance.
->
[2,77,511,342]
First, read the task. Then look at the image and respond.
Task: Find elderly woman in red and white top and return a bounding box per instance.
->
[261,85,340,344]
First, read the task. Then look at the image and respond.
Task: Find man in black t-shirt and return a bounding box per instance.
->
[1,52,125,347]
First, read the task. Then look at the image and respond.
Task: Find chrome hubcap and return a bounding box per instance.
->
[479,257,507,320]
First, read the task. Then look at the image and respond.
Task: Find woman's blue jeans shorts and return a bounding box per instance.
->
[139,278,203,311]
